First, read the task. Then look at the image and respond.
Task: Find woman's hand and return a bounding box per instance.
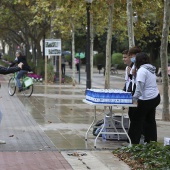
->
[133,99,138,106]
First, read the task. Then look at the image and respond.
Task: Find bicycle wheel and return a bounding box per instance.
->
[23,84,33,97]
[8,77,16,96]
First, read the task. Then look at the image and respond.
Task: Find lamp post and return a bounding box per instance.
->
[133,11,138,45]
[85,0,93,89]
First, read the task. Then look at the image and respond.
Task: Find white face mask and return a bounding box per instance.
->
[131,57,136,63]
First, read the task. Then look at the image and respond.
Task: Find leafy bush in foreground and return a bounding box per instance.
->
[113,142,170,170]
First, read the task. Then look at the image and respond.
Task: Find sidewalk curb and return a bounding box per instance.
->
[61,150,130,170]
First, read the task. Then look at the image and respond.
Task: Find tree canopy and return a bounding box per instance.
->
[0,0,167,64]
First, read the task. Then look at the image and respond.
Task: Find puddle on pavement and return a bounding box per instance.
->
[17,85,123,150]
[34,85,85,95]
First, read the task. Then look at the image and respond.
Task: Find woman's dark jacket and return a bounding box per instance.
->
[10,56,31,71]
[0,66,21,75]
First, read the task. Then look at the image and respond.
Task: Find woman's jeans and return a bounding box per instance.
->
[16,70,28,89]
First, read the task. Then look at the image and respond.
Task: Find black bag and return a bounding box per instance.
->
[127,72,136,95]
[92,119,104,136]
[127,81,132,92]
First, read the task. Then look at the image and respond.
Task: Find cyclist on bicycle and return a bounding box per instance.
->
[10,50,31,92]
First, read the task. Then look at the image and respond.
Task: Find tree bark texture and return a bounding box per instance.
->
[160,0,170,120]
[71,23,76,86]
[105,0,114,89]
[90,13,94,85]
[127,0,135,48]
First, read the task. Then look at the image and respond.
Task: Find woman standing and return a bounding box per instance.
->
[129,52,160,144]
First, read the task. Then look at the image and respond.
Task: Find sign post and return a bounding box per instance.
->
[45,39,61,83]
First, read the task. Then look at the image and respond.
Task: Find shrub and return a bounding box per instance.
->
[113,142,170,170]
[93,52,105,68]
[65,55,71,62]
[112,53,125,69]
[47,59,55,83]
[31,58,54,83]
[35,59,45,77]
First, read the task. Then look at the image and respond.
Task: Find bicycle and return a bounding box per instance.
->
[8,72,34,97]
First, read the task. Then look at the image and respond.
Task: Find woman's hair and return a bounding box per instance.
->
[128,46,141,56]
[135,52,150,69]
[16,50,22,56]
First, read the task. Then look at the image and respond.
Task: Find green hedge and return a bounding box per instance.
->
[93,52,126,70]
[111,53,126,69]
[65,55,71,62]
[93,52,105,68]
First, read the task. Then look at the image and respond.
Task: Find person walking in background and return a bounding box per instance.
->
[129,52,160,144]
[75,58,79,73]
[0,63,23,144]
[10,50,31,92]
[61,55,66,76]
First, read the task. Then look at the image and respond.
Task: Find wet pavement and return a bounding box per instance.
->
[0,66,169,169]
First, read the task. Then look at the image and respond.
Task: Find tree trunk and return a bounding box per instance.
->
[127,0,135,48]
[34,40,43,75]
[160,0,170,121]
[105,0,114,89]
[71,23,76,86]
[31,40,36,64]
[90,13,94,86]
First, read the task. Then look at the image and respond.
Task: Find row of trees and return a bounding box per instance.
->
[0,1,166,67]
[0,0,169,120]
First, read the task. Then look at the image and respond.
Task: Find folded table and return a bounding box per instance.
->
[83,99,137,148]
